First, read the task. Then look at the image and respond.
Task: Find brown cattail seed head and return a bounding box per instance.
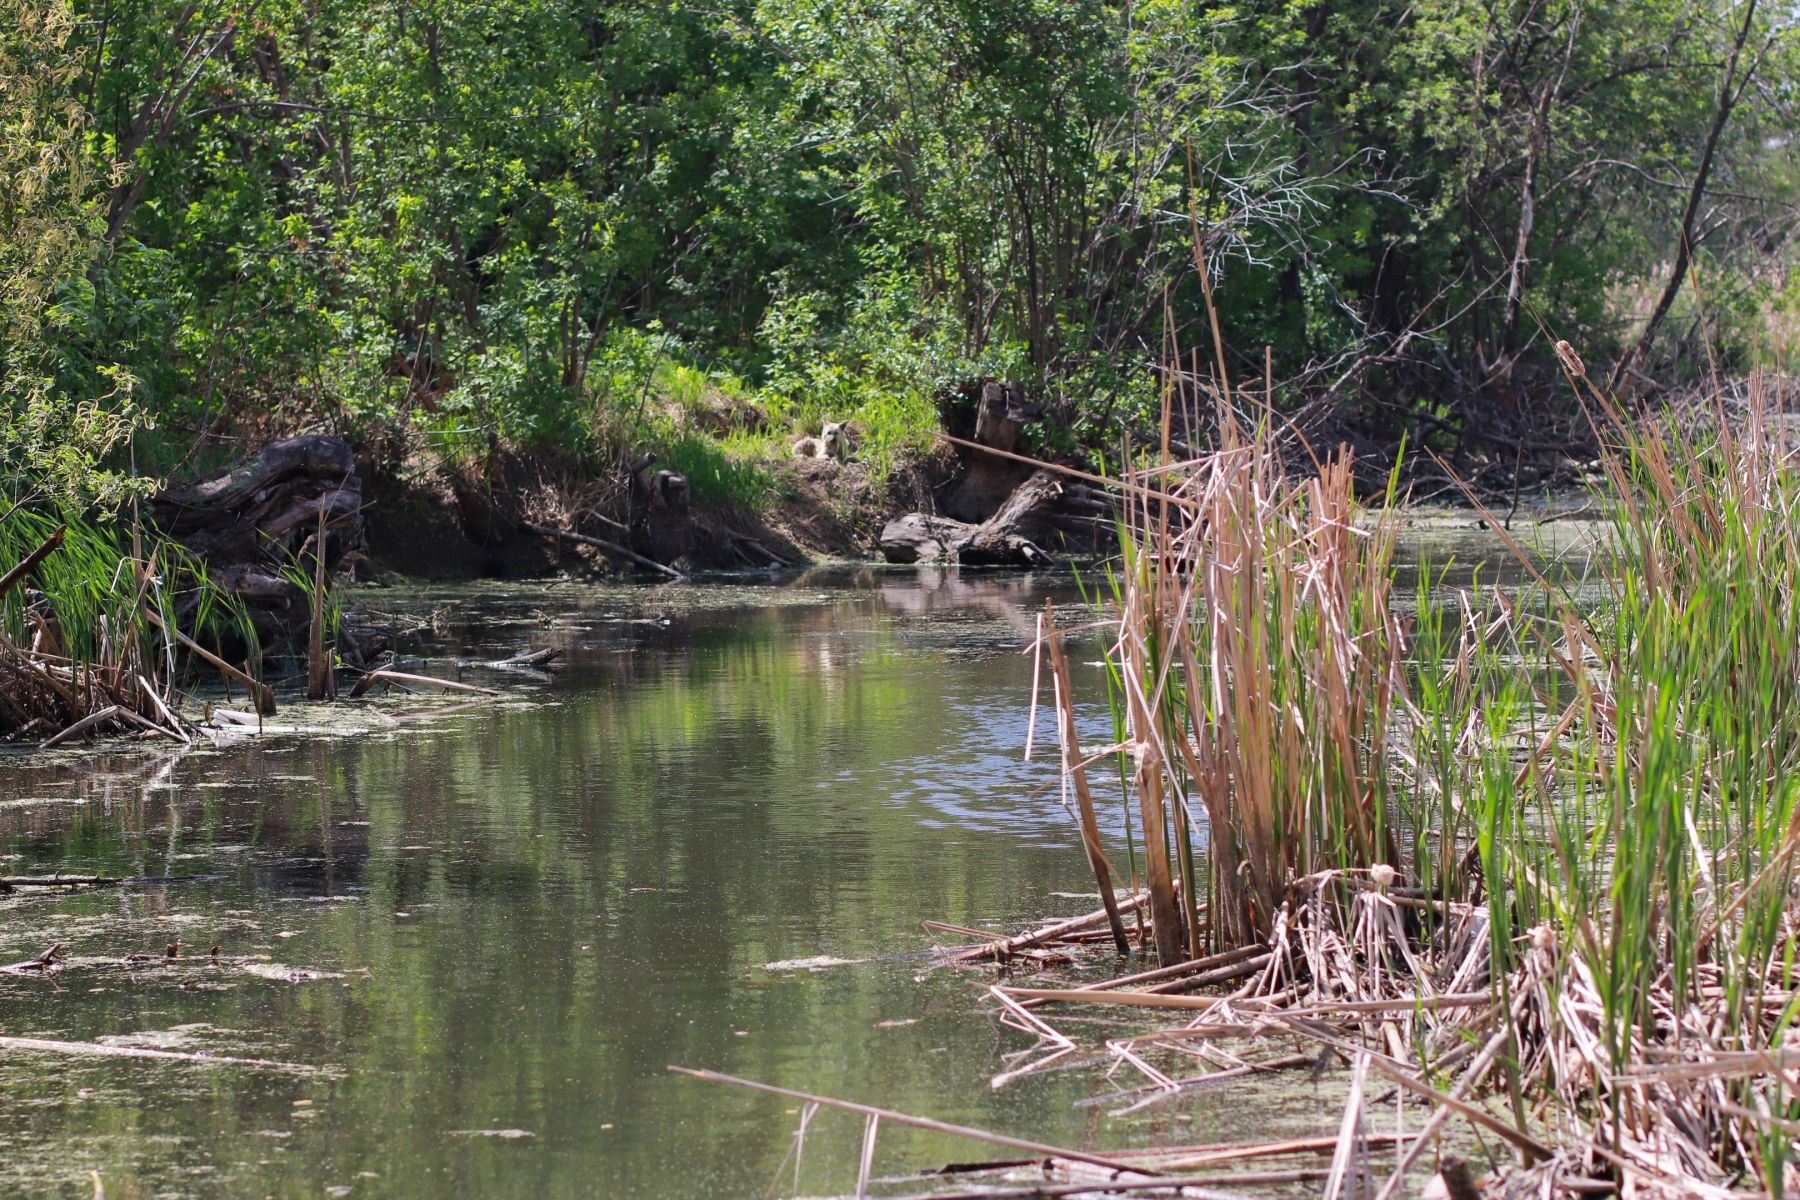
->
[1554,340,1586,378]
[1369,863,1397,892]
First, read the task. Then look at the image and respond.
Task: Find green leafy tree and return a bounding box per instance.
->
[1,0,142,506]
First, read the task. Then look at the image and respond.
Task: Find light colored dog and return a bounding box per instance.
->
[791,421,847,461]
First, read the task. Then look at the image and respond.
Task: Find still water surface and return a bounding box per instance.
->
[0,567,1416,1197]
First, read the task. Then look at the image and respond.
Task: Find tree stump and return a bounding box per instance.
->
[880,469,1064,566]
[150,435,363,649]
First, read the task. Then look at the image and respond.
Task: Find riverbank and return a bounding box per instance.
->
[353,438,949,579]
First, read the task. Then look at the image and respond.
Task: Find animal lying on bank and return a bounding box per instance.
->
[792,422,847,461]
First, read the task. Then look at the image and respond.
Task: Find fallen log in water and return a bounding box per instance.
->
[0,944,66,974]
[488,647,561,669]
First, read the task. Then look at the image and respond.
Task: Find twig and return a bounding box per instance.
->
[668,1065,1150,1175]
[349,669,502,699]
[522,521,683,578]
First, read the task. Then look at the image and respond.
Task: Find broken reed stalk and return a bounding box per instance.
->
[941,895,1149,964]
[1042,599,1130,956]
[522,520,684,578]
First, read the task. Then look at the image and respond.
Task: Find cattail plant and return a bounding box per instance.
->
[1082,392,1411,961]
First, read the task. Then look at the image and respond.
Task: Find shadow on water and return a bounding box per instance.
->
[0,565,1399,1198]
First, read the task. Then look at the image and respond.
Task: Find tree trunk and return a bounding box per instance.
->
[1611,0,1765,395]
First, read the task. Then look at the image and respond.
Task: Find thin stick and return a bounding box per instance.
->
[522,521,684,578]
[939,435,1202,514]
[0,1035,316,1072]
[1002,988,1493,1015]
[1129,1132,1407,1171]
[349,669,502,699]
[668,1066,1149,1175]
[0,526,65,602]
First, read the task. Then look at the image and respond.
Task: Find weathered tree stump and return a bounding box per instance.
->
[150,435,363,648]
[939,380,1042,522]
[629,460,693,567]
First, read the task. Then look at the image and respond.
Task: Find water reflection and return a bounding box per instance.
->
[0,569,1343,1198]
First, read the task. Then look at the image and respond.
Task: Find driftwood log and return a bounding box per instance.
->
[150,436,363,650]
[880,469,1076,565]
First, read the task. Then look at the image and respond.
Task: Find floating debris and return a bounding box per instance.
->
[448,1128,535,1140]
[762,955,864,972]
[240,963,346,983]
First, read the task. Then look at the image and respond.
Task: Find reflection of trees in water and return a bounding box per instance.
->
[0,577,1104,1195]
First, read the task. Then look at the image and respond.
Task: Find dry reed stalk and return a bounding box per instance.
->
[940,895,1149,965]
[1043,600,1130,955]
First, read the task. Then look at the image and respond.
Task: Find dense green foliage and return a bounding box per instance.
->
[1,0,145,504]
[4,0,1797,498]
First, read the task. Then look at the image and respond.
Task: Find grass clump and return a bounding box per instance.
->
[0,505,254,740]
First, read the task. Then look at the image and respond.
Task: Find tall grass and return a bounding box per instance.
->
[1050,346,1800,1186]
[0,504,253,740]
[1085,400,1414,958]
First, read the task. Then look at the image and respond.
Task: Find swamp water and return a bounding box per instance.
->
[0,536,1571,1198]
